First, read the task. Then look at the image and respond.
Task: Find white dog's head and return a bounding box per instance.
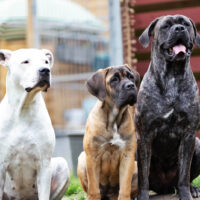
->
[0,48,54,92]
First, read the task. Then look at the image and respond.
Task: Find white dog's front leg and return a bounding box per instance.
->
[0,164,6,200]
[37,161,52,200]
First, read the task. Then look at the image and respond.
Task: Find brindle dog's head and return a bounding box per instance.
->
[87,64,140,108]
[139,15,200,62]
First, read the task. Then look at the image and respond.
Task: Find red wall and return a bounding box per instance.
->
[134,0,200,84]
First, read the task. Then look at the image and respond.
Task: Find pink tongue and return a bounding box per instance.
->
[172,44,186,55]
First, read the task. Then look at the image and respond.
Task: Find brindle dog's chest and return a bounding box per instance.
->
[151,109,188,158]
[143,82,199,158]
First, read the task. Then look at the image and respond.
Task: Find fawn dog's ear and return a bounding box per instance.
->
[86,68,110,101]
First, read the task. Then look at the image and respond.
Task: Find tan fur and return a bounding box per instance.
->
[77,66,138,200]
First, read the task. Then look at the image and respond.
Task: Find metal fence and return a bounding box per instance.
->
[0,0,124,131]
[0,0,123,172]
[39,0,110,130]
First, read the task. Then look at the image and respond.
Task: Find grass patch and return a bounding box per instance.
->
[64,173,200,199]
[192,175,200,188]
[65,174,87,200]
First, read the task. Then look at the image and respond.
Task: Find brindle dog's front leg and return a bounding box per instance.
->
[137,136,152,200]
[86,154,101,200]
[119,149,136,200]
[178,133,195,200]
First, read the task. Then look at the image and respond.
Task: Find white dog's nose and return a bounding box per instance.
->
[39,67,50,76]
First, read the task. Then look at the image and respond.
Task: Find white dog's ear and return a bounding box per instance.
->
[0,49,12,68]
[42,49,54,68]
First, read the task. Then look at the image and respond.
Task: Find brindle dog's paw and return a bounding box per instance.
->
[190,185,200,198]
[137,190,149,200]
[179,186,193,200]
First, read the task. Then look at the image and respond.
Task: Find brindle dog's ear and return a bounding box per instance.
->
[139,18,160,48]
[189,18,200,48]
[133,70,140,87]
[124,64,140,87]
[86,68,109,101]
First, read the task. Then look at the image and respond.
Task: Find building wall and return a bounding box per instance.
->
[0,0,110,128]
[72,0,109,30]
[133,0,200,86]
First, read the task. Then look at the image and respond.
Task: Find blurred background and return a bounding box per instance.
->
[0,0,200,174]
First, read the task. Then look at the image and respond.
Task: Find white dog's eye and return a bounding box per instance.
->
[22,60,29,64]
[45,60,49,64]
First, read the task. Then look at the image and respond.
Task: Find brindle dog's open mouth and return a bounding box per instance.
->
[161,38,193,61]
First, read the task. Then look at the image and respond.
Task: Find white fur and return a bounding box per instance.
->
[110,132,126,149]
[163,108,174,119]
[110,123,126,149]
[0,49,69,200]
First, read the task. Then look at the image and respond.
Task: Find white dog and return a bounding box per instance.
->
[0,49,70,200]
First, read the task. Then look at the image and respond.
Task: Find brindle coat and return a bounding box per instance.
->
[135,15,200,200]
[77,65,139,200]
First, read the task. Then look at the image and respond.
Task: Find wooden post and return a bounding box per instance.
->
[109,0,123,65]
[26,0,39,48]
[120,0,137,68]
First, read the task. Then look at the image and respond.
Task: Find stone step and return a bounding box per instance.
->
[150,194,200,200]
[62,195,200,200]
[61,197,69,200]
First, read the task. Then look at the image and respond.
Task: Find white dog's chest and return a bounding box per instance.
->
[6,134,40,162]
[3,138,39,198]
[1,125,54,199]
[0,115,55,149]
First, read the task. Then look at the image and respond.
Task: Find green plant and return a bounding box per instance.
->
[192,175,200,187]
[65,174,87,200]
[64,173,200,199]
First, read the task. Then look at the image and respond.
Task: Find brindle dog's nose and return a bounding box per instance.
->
[175,25,185,33]
[124,82,135,90]
[39,67,50,76]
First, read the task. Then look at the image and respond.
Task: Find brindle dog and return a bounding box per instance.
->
[135,15,200,200]
[77,65,139,200]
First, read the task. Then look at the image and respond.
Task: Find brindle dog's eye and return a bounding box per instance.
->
[162,25,169,29]
[22,60,29,64]
[183,22,190,27]
[128,74,134,80]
